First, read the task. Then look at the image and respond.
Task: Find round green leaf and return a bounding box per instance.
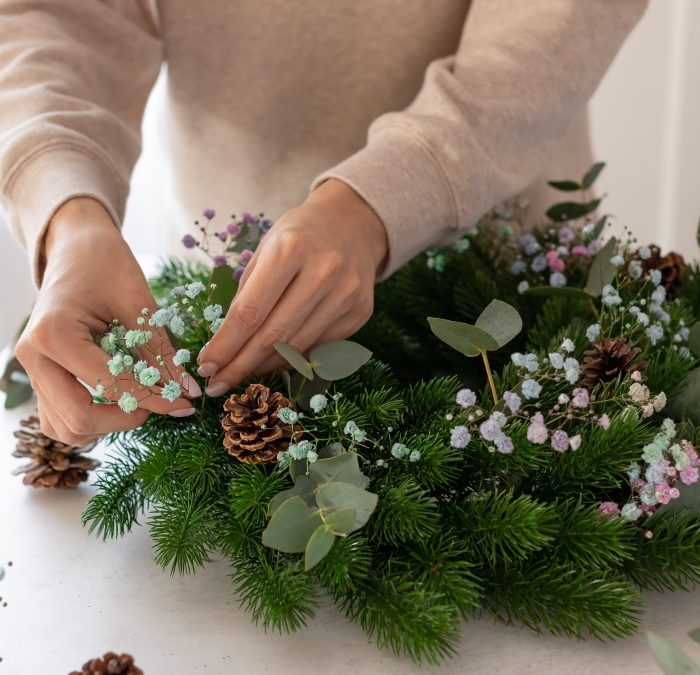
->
[310,340,372,381]
[427,317,498,357]
[308,452,368,489]
[304,525,336,571]
[262,496,322,553]
[474,299,522,348]
[323,507,357,534]
[584,236,618,297]
[274,343,314,380]
[316,482,378,531]
[268,474,315,515]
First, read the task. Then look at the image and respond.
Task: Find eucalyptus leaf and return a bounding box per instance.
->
[274,343,314,380]
[290,371,330,410]
[688,322,700,358]
[547,179,580,192]
[304,525,336,570]
[523,286,591,300]
[427,317,498,357]
[689,628,700,645]
[262,495,322,552]
[584,236,618,297]
[317,442,344,459]
[646,631,700,675]
[592,215,609,240]
[666,367,700,425]
[474,299,522,348]
[316,482,378,531]
[4,380,33,409]
[323,507,358,534]
[209,264,237,314]
[308,452,368,489]
[268,474,316,515]
[581,162,606,189]
[281,370,292,399]
[546,198,601,223]
[310,340,372,381]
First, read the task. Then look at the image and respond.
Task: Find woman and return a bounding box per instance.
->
[0,0,648,445]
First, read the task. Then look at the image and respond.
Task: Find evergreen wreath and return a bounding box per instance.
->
[76,164,700,664]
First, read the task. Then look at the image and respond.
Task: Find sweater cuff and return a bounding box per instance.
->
[311,128,462,281]
[2,145,128,287]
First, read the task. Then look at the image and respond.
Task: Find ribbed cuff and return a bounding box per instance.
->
[2,144,128,287]
[311,128,460,281]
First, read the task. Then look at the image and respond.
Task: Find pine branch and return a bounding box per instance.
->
[81,443,147,540]
[231,556,320,633]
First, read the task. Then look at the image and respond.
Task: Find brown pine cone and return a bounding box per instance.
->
[221,383,292,463]
[68,651,143,675]
[11,415,100,488]
[628,244,687,297]
[581,337,648,389]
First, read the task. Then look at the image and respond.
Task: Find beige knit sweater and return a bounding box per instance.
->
[0,0,647,285]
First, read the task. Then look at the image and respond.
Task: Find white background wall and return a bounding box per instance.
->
[0,0,698,346]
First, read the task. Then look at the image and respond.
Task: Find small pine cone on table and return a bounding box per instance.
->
[222,383,292,463]
[69,651,143,675]
[581,337,648,389]
[11,415,100,488]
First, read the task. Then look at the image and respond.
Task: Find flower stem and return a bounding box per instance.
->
[293,376,307,403]
[587,296,600,320]
[481,350,499,405]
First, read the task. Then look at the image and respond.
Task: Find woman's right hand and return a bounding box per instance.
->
[15,197,198,447]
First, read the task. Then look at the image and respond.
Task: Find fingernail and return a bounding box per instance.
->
[198,342,210,360]
[205,381,230,397]
[187,379,202,398]
[169,407,196,418]
[198,362,218,378]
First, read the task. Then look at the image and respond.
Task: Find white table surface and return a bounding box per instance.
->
[2,397,700,675]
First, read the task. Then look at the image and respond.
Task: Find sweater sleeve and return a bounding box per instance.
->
[0,0,163,286]
[311,0,648,280]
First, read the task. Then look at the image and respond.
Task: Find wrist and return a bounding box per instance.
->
[42,198,119,267]
[307,179,388,274]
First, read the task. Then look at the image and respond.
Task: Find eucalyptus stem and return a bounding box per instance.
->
[293,376,307,402]
[480,350,499,405]
[588,296,600,320]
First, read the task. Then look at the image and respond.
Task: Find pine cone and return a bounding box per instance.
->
[629,245,688,297]
[68,651,143,675]
[221,383,292,463]
[11,415,100,488]
[581,337,648,388]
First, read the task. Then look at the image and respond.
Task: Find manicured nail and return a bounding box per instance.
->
[197,362,218,378]
[205,381,230,397]
[198,342,209,360]
[187,379,202,398]
[169,407,196,418]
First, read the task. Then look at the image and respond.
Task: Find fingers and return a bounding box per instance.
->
[27,354,150,442]
[18,320,195,417]
[197,235,303,378]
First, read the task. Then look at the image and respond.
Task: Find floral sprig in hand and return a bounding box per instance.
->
[96,280,226,414]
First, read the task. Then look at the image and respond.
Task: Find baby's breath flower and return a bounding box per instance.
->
[309,394,328,413]
[391,443,409,458]
[549,272,567,288]
[161,380,182,402]
[203,304,223,322]
[107,354,124,376]
[521,378,542,400]
[100,333,118,354]
[456,388,477,408]
[138,366,161,388]
[170,315,186,337]
[638,246,651,260]
[95,384,106,396]
[586,323,600,343]
[610,255,624,267]
[277,407,298,424]
[150,307,174,327]
[173,349,191,366]
[185,281,207,299]
[118,391,138,413]
[137,317,145,326]
[620,503,642,521]
[648,269,662,286]
[561,338,575,353]
[450,425,471,449]
[517,280,530,294]
[210,318,224,333]
[409,449,421,462]
[344,420,366,442]
[125,329,152,348]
